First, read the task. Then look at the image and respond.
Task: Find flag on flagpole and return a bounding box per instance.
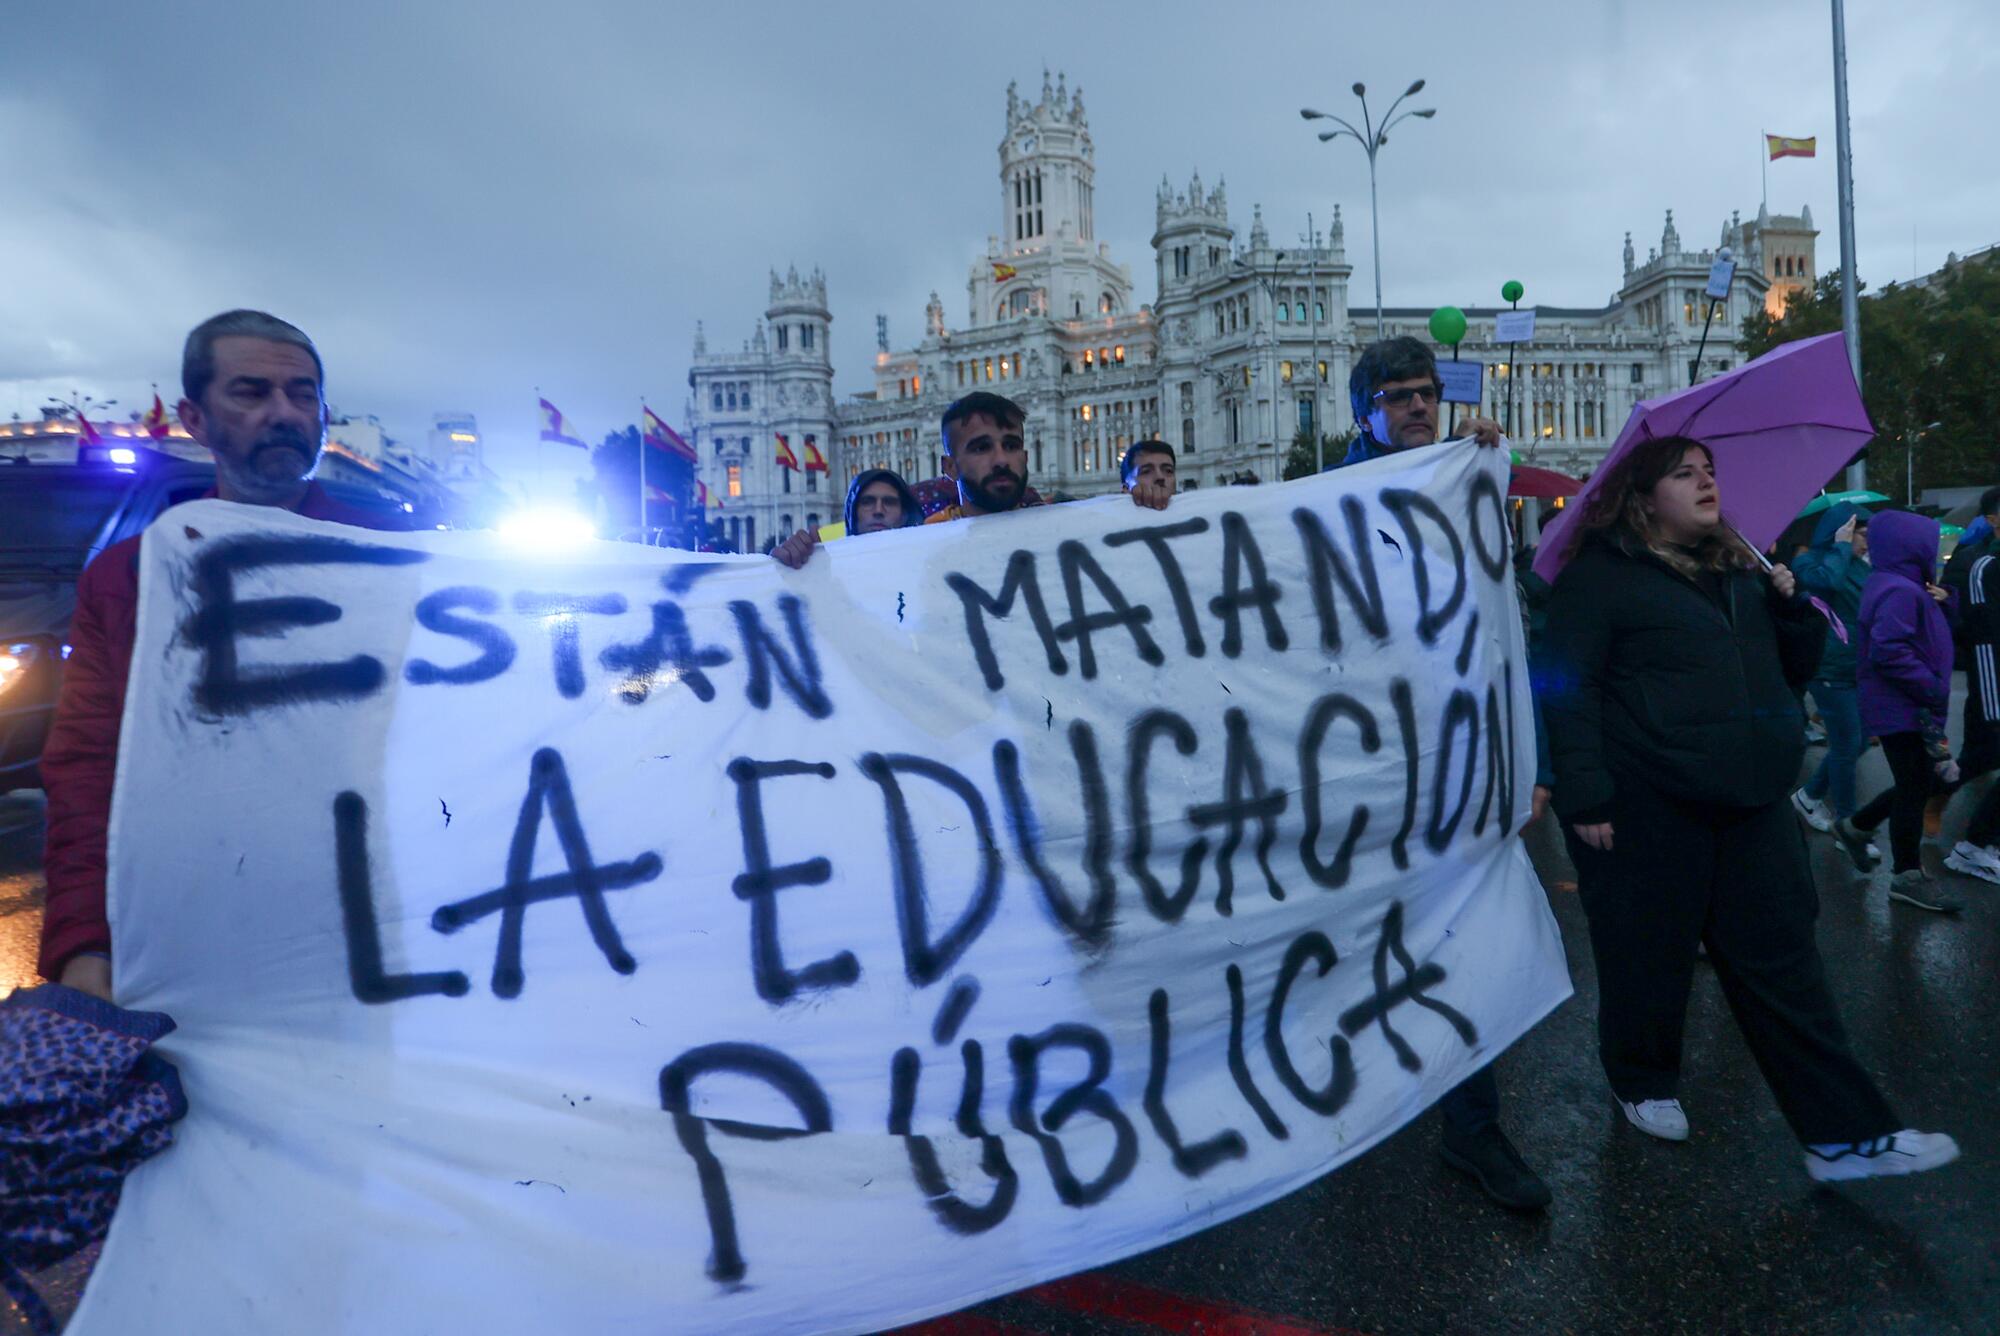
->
[697,479,721,509]
[991,261,1018,281]
[774,432,801,471]
[75,411,103,446]
[644,483,670,503]
[1766,134,1817,161]
[642,405,696,460]
[802,433,828,472]
[141,393,171,440]
[538,397,587,448]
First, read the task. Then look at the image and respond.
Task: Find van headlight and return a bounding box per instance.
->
[0,641,40,698]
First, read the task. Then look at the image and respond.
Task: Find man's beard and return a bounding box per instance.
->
[214,423,324,503]
[963,467,1024,513]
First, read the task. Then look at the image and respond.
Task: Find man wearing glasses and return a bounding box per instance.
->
[1337,334,1502,466]
[1330,336,1546,1213]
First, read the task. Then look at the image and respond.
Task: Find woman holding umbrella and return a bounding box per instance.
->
[1542,434,1957,1180]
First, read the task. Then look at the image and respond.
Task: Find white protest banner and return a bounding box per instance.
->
[76,442,1569,1335]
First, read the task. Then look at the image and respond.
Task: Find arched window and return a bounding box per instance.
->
[1100,292,1115,315]
[711,391,722,411]
[781,514,793,536]
[1315,302,1325,321]
[726,389,737,410]
[1277,303,1289,323]
[806,513,819,531]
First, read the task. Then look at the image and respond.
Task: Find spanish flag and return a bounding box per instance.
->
[142,392,171,440]
[991,261,1018,281]
[774,432,801,471]
[75,411,103,446]
[802,433,828,472]
[642,405,697,460]
[1766,134,1816,161]
[538,397,586,448]
[698,479,722,509]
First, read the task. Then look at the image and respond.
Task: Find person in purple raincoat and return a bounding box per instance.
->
[1833,510,1966,912]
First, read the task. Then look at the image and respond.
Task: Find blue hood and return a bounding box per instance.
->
[1810,501,1871,548]
[1866,509,1939,586]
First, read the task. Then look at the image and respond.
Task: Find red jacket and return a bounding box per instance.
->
[38,484,402,979]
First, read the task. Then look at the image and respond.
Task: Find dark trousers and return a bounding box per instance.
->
[1438,1064,1499,1144]
[1957,691,2000,848]
[1853,732,1943,873]
[1565,784,1899,1145]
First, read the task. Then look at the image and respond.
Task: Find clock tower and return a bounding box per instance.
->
[971,70,1132,329]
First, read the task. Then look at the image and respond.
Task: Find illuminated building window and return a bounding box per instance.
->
[1083,348,1094,368]
[1281,361,1294,383]
[727,464,742,498]
[1113,345,1125,364]
[1081,404,1093,422]
[912,375,920,394]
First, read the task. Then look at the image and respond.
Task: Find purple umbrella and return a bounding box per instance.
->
[1533,331,1874,585]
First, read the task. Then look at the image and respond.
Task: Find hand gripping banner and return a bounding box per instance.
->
[76,442,1569,1334]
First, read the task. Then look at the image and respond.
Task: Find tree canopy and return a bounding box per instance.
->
[1739,250,2000,498]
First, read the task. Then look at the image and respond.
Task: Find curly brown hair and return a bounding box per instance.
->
[1565,435,1757,576]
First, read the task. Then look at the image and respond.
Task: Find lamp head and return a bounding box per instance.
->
[1318,130,1341,141]
[1413,108,1436,118]
[1351,82,1366,97]
[1300,107,1324,119]
[1406,79,1425,96]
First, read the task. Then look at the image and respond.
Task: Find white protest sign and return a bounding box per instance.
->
[1705,258,1736,301]
[77,444,1568,1335]
[1494,309,1536,343]
[1438,359,1485,406]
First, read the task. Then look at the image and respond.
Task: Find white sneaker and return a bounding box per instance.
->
[1618,1097,1690,1142]
[1943,841,2000,885]
[1791,788,1833,833]
[1805,1129,1960,1182]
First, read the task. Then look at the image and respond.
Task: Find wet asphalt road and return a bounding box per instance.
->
[3,705,1996,1334]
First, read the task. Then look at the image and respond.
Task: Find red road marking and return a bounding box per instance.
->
[892,1313,1042,1335]
[1027,1272,1372,1335]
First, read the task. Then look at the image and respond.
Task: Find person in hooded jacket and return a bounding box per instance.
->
[842,468,923,536]
[1789,503,1873,837]
[1832,510,1966,913]
[1543,434,1958,1182]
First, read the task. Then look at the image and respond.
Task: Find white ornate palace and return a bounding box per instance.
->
[684,71,1816,553]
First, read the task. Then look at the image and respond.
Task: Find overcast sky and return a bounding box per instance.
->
[4,0,1993,493]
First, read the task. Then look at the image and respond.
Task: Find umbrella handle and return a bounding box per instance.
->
[1731,523,1776,572]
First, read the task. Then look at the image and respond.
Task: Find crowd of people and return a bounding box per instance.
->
[30,314,1959,1276]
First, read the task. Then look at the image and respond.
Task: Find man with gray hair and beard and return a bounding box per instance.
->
[37,310,408,1002]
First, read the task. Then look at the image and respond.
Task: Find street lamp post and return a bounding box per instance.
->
[1302,81,1435,341]
[1907,420,1943,506]
[1233,254,1286,472]
[1304,214,1320,474]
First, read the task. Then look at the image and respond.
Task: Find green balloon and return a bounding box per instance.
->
[1501,280,1525,303]
[1428,305,1467,346]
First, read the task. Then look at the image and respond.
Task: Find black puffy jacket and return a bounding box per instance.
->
[1542,535,1825,822]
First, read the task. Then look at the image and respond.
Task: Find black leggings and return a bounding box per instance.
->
[1853,732,1944,873]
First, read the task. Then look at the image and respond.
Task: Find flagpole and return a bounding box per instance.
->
[1832,0,1866,490]
[1760,130,1768,214]
[637,400,647,546]
[534,386,546,494]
